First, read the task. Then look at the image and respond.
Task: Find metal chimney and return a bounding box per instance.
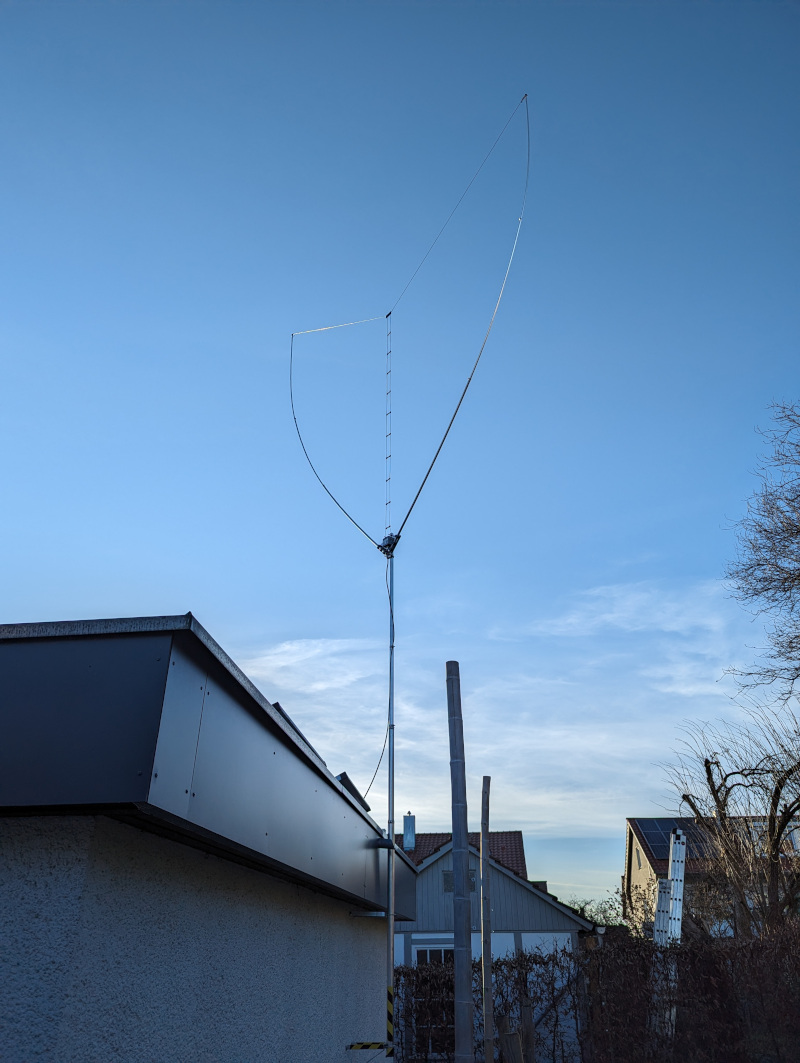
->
[403,812,415,852]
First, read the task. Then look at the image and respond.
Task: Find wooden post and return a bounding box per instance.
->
[480,776,494,1063]
[447,661,474,1063]
[497,1015,523,1063]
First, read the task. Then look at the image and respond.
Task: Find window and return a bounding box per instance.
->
[411,944,456,1056]
[442,870,476,892]
[415,948,454,965]
[635,848,642,870]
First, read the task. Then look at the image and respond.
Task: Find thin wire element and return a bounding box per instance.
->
[293,316,383,336]
[389,94,529,315]
[363,716,389,800]
[396,94,530,537]
[290,330,380,548]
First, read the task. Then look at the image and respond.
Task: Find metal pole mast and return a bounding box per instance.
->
[377,533,400,1056]
[382,310,398,1057]
[480,776,494,1063]
[386,546,396,1056]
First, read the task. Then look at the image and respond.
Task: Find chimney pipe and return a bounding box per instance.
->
[403,812,415,852]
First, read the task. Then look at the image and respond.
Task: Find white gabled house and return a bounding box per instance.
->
[394,822,592,966]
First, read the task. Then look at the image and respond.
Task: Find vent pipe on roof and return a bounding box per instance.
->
[403,812,416,852]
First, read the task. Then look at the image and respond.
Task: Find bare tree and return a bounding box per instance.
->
[727,401,800,702]
[668,707,800,938]
[661,402,800,937]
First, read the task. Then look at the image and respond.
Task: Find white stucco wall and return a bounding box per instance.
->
[0,816,385,1063]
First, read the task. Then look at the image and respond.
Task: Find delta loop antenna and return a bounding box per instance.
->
[289,94,530,1058]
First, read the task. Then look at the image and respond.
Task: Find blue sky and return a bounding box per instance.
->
[1,1,797,898]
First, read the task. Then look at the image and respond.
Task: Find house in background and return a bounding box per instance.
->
[0,614,416,1063]
[624,814,800,936]
[394,819,592,965]
[623,817,707,931]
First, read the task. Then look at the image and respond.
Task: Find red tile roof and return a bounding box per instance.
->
[396,830,528,880]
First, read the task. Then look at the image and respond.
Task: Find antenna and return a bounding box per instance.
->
[291,95,530,1057]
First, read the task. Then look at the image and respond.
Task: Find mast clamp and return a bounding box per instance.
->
[378,533,400,558]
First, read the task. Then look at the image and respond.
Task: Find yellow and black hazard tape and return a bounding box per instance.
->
[345,985,395,1054]
[386,985,394,1056]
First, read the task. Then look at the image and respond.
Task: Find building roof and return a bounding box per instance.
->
[628,817,711,876]
[396,830,528,880]
[629,815,800,878]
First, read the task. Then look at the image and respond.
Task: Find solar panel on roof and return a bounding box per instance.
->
[633,818,712,863]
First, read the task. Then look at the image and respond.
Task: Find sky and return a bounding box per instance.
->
[1,0,798,899]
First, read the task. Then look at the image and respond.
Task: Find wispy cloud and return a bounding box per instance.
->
[243,637,383,695]
[523,580,728,638]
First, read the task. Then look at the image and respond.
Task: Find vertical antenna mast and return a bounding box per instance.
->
[377,538,399,1054]
[386,546,396,1054]
[290,96,529,1058]
[381,310,398,1055]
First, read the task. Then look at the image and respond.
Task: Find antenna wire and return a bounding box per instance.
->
[396,95,530,537]
[289,327,381,548]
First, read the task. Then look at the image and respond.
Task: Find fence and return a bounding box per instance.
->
[394,923,800,1063]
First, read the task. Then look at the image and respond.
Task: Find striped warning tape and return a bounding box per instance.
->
[386,985,394,1056]
[345,985,395,1054]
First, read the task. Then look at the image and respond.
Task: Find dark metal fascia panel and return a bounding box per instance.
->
[174,627,389,832]
[0,614,380,829]
[182,618,334,779]
[146,642,415,915]
[0,635,172,806]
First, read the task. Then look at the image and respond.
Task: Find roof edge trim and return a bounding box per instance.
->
[0,613,383,833]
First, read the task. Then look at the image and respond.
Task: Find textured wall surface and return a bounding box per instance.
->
[0,816,385,1063]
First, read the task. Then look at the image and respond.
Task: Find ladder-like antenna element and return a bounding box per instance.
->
[385,312,393,537]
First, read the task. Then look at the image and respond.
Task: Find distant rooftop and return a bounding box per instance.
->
[396,830,528,880]
[628,817,710,875]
